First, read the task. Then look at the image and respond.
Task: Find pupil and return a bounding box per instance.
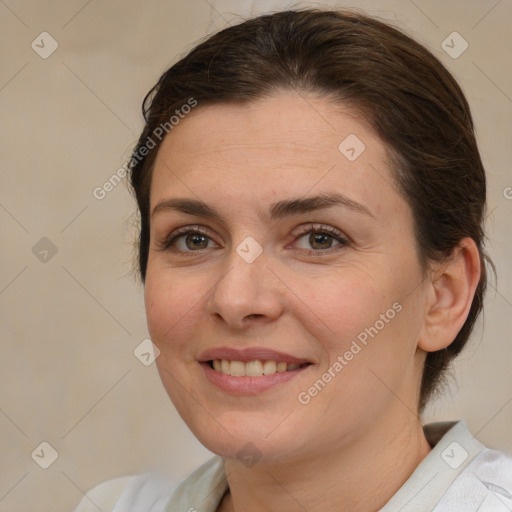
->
[187,234,207,250]
[311,233,331,249]
[184,233,333,251]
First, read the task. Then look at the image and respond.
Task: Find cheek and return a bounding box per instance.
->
[306,271,391,339]
[304,265,418,373]
[144,271,196,351]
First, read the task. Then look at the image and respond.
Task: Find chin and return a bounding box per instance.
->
[181,409,312,464]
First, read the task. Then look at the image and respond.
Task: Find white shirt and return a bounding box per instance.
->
[73,420,512,511]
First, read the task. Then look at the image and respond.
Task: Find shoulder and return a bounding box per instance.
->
[72,471,180,512]
[72,475,136,512]
[457,447,512,506]
[435,442,512,511]
[72,457,225,512]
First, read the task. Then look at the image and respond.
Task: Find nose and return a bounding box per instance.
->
[207,243,284,330]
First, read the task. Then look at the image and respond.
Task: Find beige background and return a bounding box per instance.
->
[0,0,511,510]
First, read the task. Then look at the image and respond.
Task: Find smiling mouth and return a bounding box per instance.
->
[208,359,311,377]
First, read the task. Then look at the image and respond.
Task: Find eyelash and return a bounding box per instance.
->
[156,224,350,256]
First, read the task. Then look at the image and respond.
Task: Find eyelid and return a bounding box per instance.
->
[290,223,350,252]
[155,225,216,252]
[293,223,349,241]
[156,222,350,254]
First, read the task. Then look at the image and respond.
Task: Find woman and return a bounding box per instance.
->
[74,7,512,512]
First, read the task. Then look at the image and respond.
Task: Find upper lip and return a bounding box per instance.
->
[198,347,312,364]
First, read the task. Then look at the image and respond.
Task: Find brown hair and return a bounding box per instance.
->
[128,8,493,412]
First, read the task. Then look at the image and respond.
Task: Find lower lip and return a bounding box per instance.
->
[200,362,310,394]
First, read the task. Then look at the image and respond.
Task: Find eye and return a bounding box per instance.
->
[293,224,349,253]
[156,223,350,255]
[156,226,218,253]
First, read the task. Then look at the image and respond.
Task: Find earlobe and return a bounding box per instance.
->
[418,238,481,353]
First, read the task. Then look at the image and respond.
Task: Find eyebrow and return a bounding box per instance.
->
[151,192,375,222]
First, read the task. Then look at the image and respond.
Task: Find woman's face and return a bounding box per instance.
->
[144,92,431,462]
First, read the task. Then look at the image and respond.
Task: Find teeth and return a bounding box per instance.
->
[245,360,263,377]
[229,361,245,377]
[211,359,305,376]
[262,360,276,375]
[276,362,287,372]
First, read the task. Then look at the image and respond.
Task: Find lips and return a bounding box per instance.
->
[197,347,311,365]
[197,346,313,394]
[210,359,308,376]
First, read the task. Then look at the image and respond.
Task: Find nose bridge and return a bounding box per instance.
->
[207,235,282,326]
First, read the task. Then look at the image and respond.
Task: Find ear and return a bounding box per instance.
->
[418,238,481,352]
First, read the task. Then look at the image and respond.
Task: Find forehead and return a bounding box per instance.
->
[150,92,401,220]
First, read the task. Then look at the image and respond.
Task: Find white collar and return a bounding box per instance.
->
[160,420,485,512]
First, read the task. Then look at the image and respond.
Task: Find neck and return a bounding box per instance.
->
[218,412,431,512]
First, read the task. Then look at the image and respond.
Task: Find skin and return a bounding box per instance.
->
[143,91,481,512]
